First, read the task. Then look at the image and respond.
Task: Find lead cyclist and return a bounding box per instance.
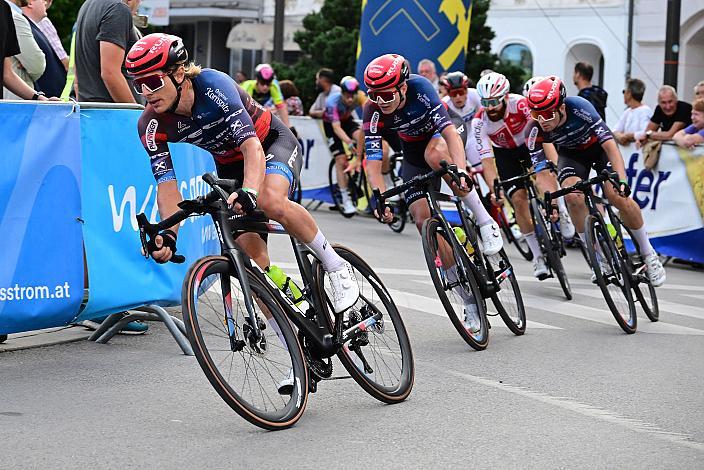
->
[125,33,360,313]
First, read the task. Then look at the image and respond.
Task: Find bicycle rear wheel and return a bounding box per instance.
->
[485,249,527,335]
[182,256,309,430]
[315,245,414,403]
[585,216,637,333]
[531,199,572,300]
[422,217,490,350]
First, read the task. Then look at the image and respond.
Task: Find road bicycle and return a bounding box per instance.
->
[545,170,658,334]
[375,161,526,351]
[496,166,572,300]
[136,174,414,430]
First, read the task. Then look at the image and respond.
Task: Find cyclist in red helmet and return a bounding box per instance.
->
[363,53,503,333]
[125,33,360,316]
[525,76,665,286]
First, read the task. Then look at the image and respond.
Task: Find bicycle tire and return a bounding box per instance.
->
[585,215,637,333]
[314,245,414,403]
[388,201,407,233]
[182,255,309,430]
[485,249,527,335]
[421,217,490,350]
[531,199,572,300]
[621,224,659,322]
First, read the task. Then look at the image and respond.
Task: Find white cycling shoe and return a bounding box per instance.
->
[533,256,549,280]
[277,368,294,396]
[341,198,357,216]
[591,256,613,283]
[464,302,481,334]
[479,222,503,256]
[644,252,666,287]
[328,261,360,312]
[559,210,576,239]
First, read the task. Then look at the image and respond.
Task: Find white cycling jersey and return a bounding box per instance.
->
[442,88,482,122]
[472,93,532,158]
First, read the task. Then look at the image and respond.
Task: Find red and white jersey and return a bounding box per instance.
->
[472,93,532,157]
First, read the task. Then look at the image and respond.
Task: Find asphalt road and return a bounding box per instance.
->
[2,209,703,469]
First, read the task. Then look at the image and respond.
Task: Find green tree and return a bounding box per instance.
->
[274,0,361,109]
[464,0,528,92]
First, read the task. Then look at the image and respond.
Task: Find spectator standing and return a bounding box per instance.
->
[2,0,45,99]
[694,80,704,101]
[21,0,66,97]
[74,0,141,102]
[636,85,692,146]
[673,98,704,150]
[37,0,68,71]
[309,68,339,118]
[613,78,651,146]
[573,61,608,120]
[279,79,303,116]
[417,58,439,91]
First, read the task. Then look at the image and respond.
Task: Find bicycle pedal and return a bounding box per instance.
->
[537,273,550,281]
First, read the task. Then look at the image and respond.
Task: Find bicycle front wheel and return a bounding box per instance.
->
[315,245,414,404]
[585,216,637,333]
[531,199,572,300]
[421,217,489,350]
[182,256,309,430]
[486,249,527,335]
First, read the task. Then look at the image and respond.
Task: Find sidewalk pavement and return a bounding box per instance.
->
[0,326,92,353]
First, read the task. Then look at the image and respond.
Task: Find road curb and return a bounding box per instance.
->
[0,326,91,353]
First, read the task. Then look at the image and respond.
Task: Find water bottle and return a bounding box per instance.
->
[453,227,475,256]
[265,265,308,309]
[606,223,623,250]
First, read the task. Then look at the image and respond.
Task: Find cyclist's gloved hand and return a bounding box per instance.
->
[618,180,631,197]
[371,193,393,224]
[148,229,177,264]
[228,188,258,215]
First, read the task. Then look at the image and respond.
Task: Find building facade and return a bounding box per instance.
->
[487,0,704,126]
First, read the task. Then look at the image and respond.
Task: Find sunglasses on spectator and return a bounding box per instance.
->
[480,97,503,108]
[368,88,397,104]
[530,109,558,122]
[449,89,467,97]
[133,72,169,94]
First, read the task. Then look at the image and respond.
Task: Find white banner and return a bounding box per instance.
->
[619,143,703,237]
[291,116,334,203]
[139,0,170,26]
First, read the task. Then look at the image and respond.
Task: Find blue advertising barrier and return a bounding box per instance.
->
[75,108,219,321]
[355,0,473,85]
[0,103,83,335]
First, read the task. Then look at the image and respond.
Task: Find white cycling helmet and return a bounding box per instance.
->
[522,76,544,97]
[476,72,510,99]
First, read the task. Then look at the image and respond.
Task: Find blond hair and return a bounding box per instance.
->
[183,62,202,79]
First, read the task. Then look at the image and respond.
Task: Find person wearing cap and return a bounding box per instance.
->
[240,63,290,127]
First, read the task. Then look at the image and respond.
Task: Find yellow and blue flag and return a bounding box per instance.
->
[355,0,473,84]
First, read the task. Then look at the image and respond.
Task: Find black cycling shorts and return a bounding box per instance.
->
[401,157,441,206]
[400,118,468,168]
[493,145,532,198]
[557,145,612,184]
[323,119,360,157]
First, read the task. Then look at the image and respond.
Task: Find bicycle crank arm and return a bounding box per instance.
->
[340,312,383,344]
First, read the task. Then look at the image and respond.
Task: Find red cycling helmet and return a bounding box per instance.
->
[364,54,409,91]
[440,71,469,91]
[527,75,566,112]
[125,33,188,76]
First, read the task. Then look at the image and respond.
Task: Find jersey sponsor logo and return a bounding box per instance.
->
[288,146,298,167]
[526,126,539,150]
[177,121,188,133]
[369,138,381,150]
[456,124,465,134]
[416,92,431,108]
[150,151,169,159]
[145,118,159,151]
[225,109,244,121]
[205,87,230,113]
[230,119,244,133]
[393,114,403,124]
[370,111,379,133]
[573,107,593,123]
[265,153,275,161]
[153,160,168,173]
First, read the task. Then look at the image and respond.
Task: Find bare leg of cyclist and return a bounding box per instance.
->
[235,233,270,269]
[509,188,542,256]
[334,152,355,215]
[258,174,360,310]
[536,170,575,238]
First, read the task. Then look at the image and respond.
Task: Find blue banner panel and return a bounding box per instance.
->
[77,108,219,321]
[0,103,83,334]
[356,0,473,84]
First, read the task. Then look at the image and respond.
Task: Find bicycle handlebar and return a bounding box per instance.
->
[543,169,628,210]
[136,174,241,264]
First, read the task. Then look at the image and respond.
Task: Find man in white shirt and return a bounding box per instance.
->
[2,0,45,99]
[613,78,651,146]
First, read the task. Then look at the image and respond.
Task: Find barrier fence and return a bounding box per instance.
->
[1,103,702,335]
